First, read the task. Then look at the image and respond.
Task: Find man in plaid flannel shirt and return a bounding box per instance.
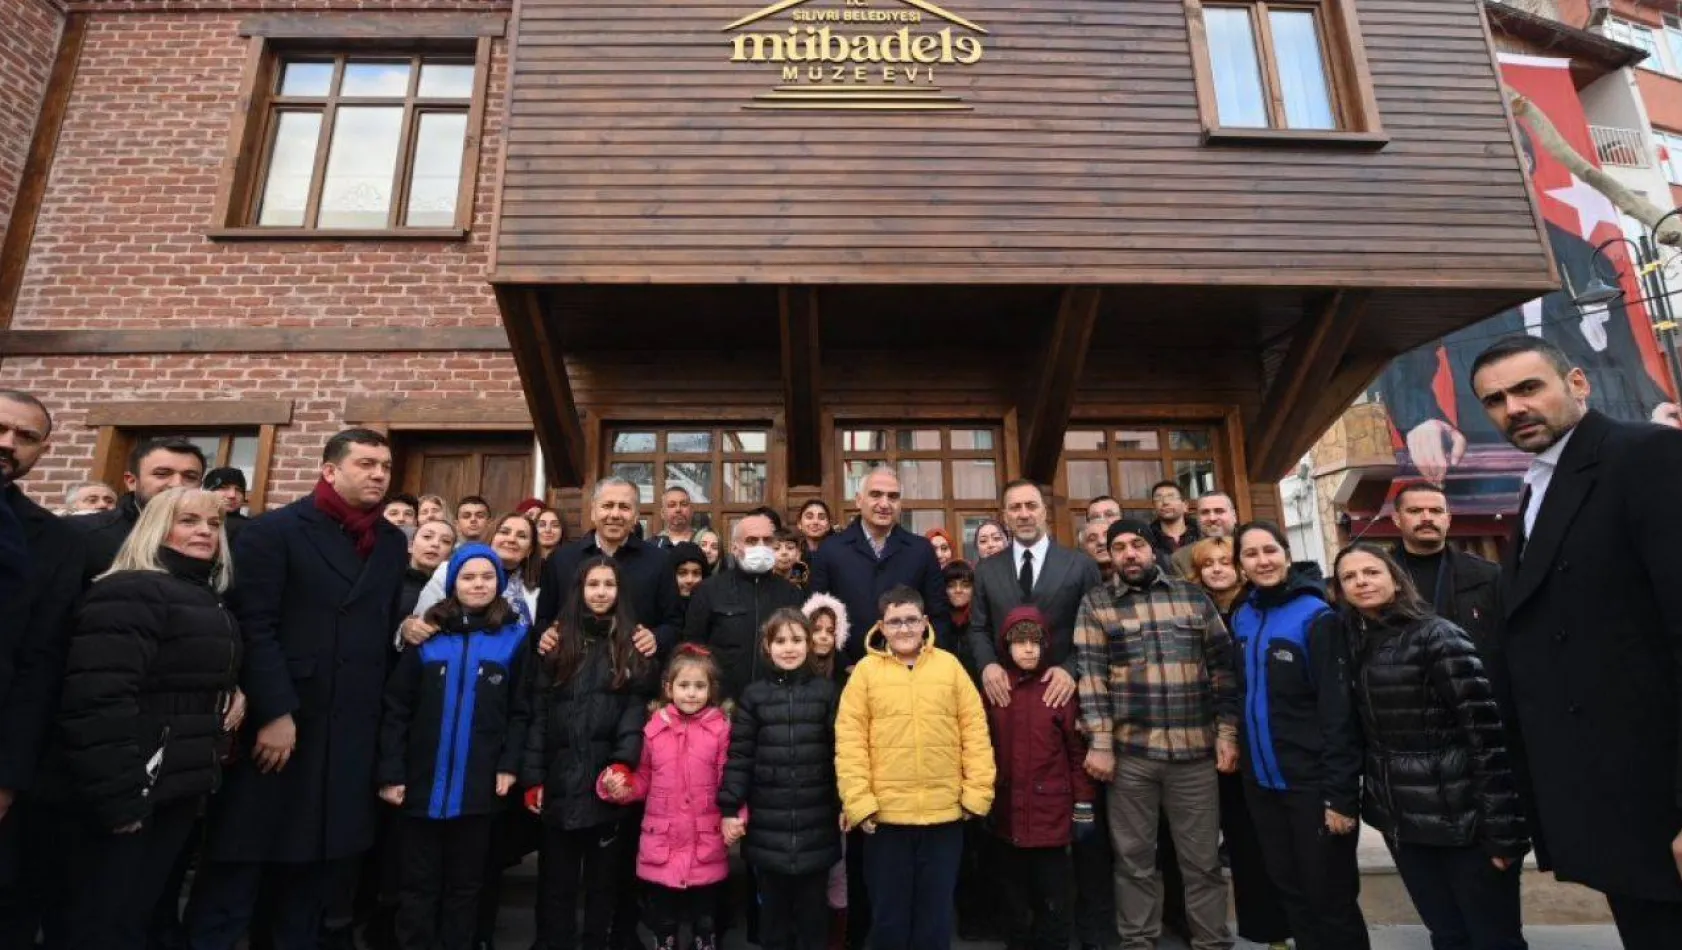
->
[1074,519,1239,950]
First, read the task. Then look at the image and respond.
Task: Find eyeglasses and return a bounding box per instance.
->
[882,618,925,631]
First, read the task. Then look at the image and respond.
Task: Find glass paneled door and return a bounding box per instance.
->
[1056,424,1226,541]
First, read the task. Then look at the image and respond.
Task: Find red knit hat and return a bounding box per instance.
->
[515,497,545,515]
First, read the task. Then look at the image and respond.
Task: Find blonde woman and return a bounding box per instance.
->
[52,487,244,949]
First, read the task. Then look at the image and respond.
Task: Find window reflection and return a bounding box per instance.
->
[1206,7,1268,128]
[405,112,467,227]
[318,106,403,229]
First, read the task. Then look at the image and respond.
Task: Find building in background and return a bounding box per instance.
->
[1,0,1557,549]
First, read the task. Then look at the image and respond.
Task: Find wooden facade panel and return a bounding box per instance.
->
[494,0,1552,286]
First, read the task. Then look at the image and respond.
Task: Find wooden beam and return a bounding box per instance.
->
[84,399,294,428]
[1247,291,1371,479]
[343,397,530,427]
[1018,286,1101,483]
[496,285,585,488]
[0,327,511,355]
[779,286,822,486]
[238,13,506,38]
[0,13,85,336]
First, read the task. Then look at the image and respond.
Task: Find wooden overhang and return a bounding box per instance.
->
[489,0,1561,488]
[1483,0,1649,89]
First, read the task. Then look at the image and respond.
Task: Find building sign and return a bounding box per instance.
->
[723,0,986,111]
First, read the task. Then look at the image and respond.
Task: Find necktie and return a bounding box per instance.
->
[1516,483,1533,558]
[1019,549,1035,601]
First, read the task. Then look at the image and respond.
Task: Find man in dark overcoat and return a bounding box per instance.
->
[1471,335,1682,949]
[185,428,407,950]
[0,390,86,946]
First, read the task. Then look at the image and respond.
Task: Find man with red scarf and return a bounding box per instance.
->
[186,429,408,950]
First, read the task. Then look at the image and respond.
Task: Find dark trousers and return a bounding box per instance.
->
[614,808,646,950]
[1606,893,1682,950]
[0,796,71,948]
[842,829,871,950]
[954,821,999,937]
[1070,784,1117,948]
[756,869,828,950]
[395,814,494,950]
[862,821,963,950]
[1244,782,1369,950]
[1218,771,1290,943]
[644,882,721,950]
[183,857,342,950]
[1388,842,1525,950]
[60,797,201,950]
[538,820,626,950]
[997,844,1072,950]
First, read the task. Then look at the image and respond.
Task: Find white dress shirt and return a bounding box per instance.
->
[1522,426,1576,540]
[1012,535,1051,592]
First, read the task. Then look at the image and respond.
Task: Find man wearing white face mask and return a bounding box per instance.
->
[682,513,806,701]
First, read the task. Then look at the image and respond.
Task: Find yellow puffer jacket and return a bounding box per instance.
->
[835,622,995,827]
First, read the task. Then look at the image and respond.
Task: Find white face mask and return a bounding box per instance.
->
[739,545,776,575]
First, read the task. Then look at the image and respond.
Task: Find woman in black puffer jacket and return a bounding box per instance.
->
[718,607,841,950]
[1331,543,1528,950]
[52,487,242,950]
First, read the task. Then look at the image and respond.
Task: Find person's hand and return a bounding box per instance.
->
[1491,856,1513,871]
[525,786,544,815]
[1324,809,1357,835]
[1671,829,1682,881]
[222,688,247,733]
[1084,747,1115,783]
[1406,420,1466,483]
[401,616,438,647]
[1216,737,1238,775]
[859,817,878,835]
[722,816,746,845]
[1041,667,1075,708]
[113,820,144,834]
[496,773,516,797]
[379,785,405,807]
[981,664,1011,707]
[838,813,850,833]
[1653,402,1682,429]
[0,788,15,824]
[600,768,628,798]
[631,626,657,658]
[253,714,296,774]
[538,625,561,656]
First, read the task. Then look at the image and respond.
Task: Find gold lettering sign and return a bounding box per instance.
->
[723,0,987,111]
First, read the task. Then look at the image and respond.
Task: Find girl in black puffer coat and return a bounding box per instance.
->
[522,556,652,950]
[51,487,242,950]
[718,608,841,950]
[1331,543,1528,950]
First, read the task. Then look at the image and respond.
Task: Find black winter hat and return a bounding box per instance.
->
[670,541,710,579]
[203,467,247,492]
[1105,518,1152,548]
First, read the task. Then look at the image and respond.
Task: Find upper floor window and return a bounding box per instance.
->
[210,24,497,240]
[1608,17,1675,76]
[254,55,477,230]
[1656,129,1682,185]
[1186,0,1384,145]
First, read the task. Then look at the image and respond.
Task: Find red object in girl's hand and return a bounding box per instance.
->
[524,786,543,814]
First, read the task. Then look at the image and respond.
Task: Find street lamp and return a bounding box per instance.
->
[1574,210,1682,399]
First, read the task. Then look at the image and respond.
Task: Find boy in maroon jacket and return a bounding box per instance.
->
[986,605,1097,950]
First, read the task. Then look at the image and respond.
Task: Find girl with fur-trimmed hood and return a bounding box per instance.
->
[801,591,851,683]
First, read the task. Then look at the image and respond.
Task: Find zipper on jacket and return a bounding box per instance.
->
[434,636,473,818]
[1244,609,1284,790]
[786,680,798,856]
[144,724,172,795]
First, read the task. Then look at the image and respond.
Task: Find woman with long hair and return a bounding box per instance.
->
[534,506,566,566]
[1331,544,1528,950]
[1186,537,1292,950]
[1230,522,1368,950]
[796,500,835,556]
[52,487,244,949]
[973,519,1008,561]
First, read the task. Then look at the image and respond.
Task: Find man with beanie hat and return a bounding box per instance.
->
[204,467,251,542]
[986,604,1096,950]
[1073,520,1238,950]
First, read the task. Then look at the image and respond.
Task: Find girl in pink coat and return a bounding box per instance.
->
[598,645,736,950]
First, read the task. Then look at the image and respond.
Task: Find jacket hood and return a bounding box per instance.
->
[998,604,1050,673]
[445,543,509,599]
[864,618,934,659]
[801,591,852,653]
[669,541,709,578]
[1250,564,1328,608]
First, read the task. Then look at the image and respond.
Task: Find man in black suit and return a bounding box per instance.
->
[1471,335,1682,947]
[970,478,1103,708]
[185,429,409,950]
[0,389,86,946]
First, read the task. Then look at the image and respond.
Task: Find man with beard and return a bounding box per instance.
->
[1172,491,1239,580]
[0,390,86,946]
[1472,335,1682,947]
[71,435,206,580]
[1388,482,1499,648]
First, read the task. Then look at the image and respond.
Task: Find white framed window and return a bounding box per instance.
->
[1609,17,1675,75]
[1655,129,1682,186]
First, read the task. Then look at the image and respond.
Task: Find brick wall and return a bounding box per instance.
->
[0,3,520,509]
[0,0,64,250]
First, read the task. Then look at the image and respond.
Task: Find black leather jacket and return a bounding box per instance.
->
[1346,609,1528,859]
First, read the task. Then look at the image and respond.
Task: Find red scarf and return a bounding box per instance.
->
[311,477,381,559]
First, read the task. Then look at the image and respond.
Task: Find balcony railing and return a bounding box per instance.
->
[1590,125,1654,168]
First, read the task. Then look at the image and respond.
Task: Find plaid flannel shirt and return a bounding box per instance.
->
[1074,567,1238,762]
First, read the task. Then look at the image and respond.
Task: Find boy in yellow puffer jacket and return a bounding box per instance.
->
[835,584,995,950]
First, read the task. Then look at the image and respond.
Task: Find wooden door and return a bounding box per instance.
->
[398,432,535,516]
